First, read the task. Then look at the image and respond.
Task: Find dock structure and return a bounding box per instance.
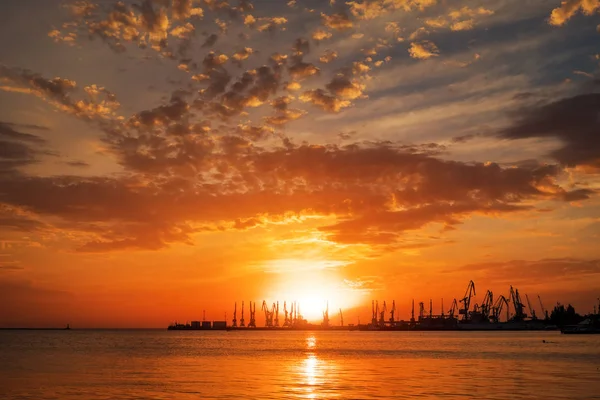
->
[168,281,595,332]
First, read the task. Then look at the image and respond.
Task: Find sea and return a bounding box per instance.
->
[1,330,599,399]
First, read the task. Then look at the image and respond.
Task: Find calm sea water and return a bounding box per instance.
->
[1,330,599,399]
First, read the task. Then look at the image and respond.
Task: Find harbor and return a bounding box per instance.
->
[168,281,600,333]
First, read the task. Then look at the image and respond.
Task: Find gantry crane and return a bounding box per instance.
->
[339,308,343,326]
[389,300,396,325]
[481,290,493,320]
[240,301,245,327]
[491,295,509,323]
[371,300,378,326]
[510,286,526,321]
[283,301,290,327]
[525,294,537,320]
[379,301,387,326]
[322,302,329,327]
[272,302,280,327]
[459,280,476,320]
[441,298,445,317]
[232,302,238,327]
[262,300,273,327]
[248,301,256,328]
[448,298,458,318]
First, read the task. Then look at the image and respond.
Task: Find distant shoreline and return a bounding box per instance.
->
[0,328,71,331]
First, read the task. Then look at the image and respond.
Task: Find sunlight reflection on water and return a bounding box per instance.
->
[1,330,599,399]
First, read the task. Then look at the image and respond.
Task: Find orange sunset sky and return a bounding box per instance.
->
[0,0,599,328]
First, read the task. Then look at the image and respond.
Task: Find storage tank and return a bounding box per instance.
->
[191,321,201,329]
[201,321,212,329]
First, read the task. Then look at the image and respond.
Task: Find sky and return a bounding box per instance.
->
[0,0,599,328]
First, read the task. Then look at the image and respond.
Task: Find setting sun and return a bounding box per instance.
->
[263,259,365,321]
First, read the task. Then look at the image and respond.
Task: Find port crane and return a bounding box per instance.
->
[389,300,396,325]
[448,298,458,318]
[248,301,256,328]
[283,301,290,327]
[429,299,433,318]
[525,294,537,320]
[379,301,387,326]
[538,295,549,320]
[371,300,378,326]
[339,308,343,326]
[490,295,509,323]
[240,301,245,327]
[481,290,493,320]
[273,302,280,327]
[232,303,238,327]
[459,280,476,320]
[262,301,275,327]
[322,302,329,327]
[510,286,527,321]
[441,298,444,317]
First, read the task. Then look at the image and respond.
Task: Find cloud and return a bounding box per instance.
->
[321,12,353,30]
[0,261,24,271]
[0,122,46,144]
[325,77,366,100]
[346,0,438,20]
[0,122,49,173]
[501,93,600,169]
[0,140,585,251]
[549,0,600,26]
[65,160,91,168]
[312,29,332,41]
[299,89,352,112]
[0,205,46,232]
[53,0,203,53]
[288,60,320,80]
[319,203,532,245]
[451,19,474,31]
[319,50,338,63]
[0,66,120,119]
[408,41,439,59]
[1,0,597,256]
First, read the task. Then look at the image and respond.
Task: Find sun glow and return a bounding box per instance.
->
[264,260,365,322]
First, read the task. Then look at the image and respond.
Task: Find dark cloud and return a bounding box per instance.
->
[0,204,46,232]
[65,160,91,168]
[0,122,47,144]
[0,261,24,270]
[451,133,480,143]
[0,123,49,173]
[0,216,45,232]
[319,202,531,245]
[501,93,600,169]
[201,33,219,48]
